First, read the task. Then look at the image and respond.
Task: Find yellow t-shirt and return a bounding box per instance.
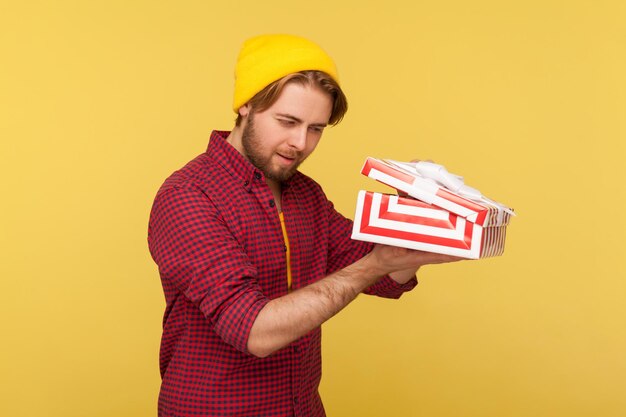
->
[278,212,292,291]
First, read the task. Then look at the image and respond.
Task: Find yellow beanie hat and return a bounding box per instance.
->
[233,34,340,113]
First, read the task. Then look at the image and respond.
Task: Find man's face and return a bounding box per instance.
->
[240,83,333,183]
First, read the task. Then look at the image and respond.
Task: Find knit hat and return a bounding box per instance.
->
[233,34,340,112]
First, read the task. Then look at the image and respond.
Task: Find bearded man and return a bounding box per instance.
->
[148,34,459,417]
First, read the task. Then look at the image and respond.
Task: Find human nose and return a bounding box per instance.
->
[287,127,308,151]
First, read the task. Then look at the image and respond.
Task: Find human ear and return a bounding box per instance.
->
[238,103,251,118]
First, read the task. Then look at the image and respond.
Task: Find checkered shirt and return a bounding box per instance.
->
[148,130,417,417]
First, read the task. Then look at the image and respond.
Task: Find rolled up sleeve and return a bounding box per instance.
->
[363,274,418,299]
[148,184,269,353]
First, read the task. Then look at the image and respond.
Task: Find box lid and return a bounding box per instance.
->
[361,157,515,227]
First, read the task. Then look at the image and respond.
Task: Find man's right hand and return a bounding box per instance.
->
[368,243,465,284]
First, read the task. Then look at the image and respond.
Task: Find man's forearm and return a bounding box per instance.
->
[246,252,384,358]
[246,243,461,358]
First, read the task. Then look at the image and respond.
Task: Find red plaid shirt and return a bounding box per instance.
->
[148,131,417,417]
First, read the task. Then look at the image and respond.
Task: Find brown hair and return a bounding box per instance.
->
[235,70,348,127]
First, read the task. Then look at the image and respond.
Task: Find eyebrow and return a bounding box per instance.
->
[275,113,328,128]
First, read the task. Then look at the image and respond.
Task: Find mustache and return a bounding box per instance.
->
[277,149,302,159]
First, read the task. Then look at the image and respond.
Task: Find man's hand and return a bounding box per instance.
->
[368,244,465,284]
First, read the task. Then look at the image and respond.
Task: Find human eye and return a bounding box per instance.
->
[278,118,295,126]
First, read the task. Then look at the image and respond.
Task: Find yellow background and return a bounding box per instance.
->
[1,1,625,416]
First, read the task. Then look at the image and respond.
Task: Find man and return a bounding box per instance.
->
[148,34,460,417]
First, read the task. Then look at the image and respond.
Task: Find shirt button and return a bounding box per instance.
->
[269,199,275,208]
[254,172,261,180]
[244,180,249,186]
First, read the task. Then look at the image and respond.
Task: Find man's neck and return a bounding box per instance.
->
[225,126,244,155]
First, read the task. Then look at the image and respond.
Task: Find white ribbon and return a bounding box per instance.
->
[390,160,515,218]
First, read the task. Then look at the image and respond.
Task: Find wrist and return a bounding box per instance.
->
[359,250,391,281]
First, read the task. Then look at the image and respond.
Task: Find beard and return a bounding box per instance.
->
[241,113,304,183]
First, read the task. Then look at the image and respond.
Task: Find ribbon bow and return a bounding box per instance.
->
[391,160,516,217]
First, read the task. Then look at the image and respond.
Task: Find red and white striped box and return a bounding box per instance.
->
[351,158,514,259]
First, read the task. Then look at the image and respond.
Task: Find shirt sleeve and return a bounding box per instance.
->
[148,184,269,354]
[324,199,417,299]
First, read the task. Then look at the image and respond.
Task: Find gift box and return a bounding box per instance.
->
[351,158,515,259]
